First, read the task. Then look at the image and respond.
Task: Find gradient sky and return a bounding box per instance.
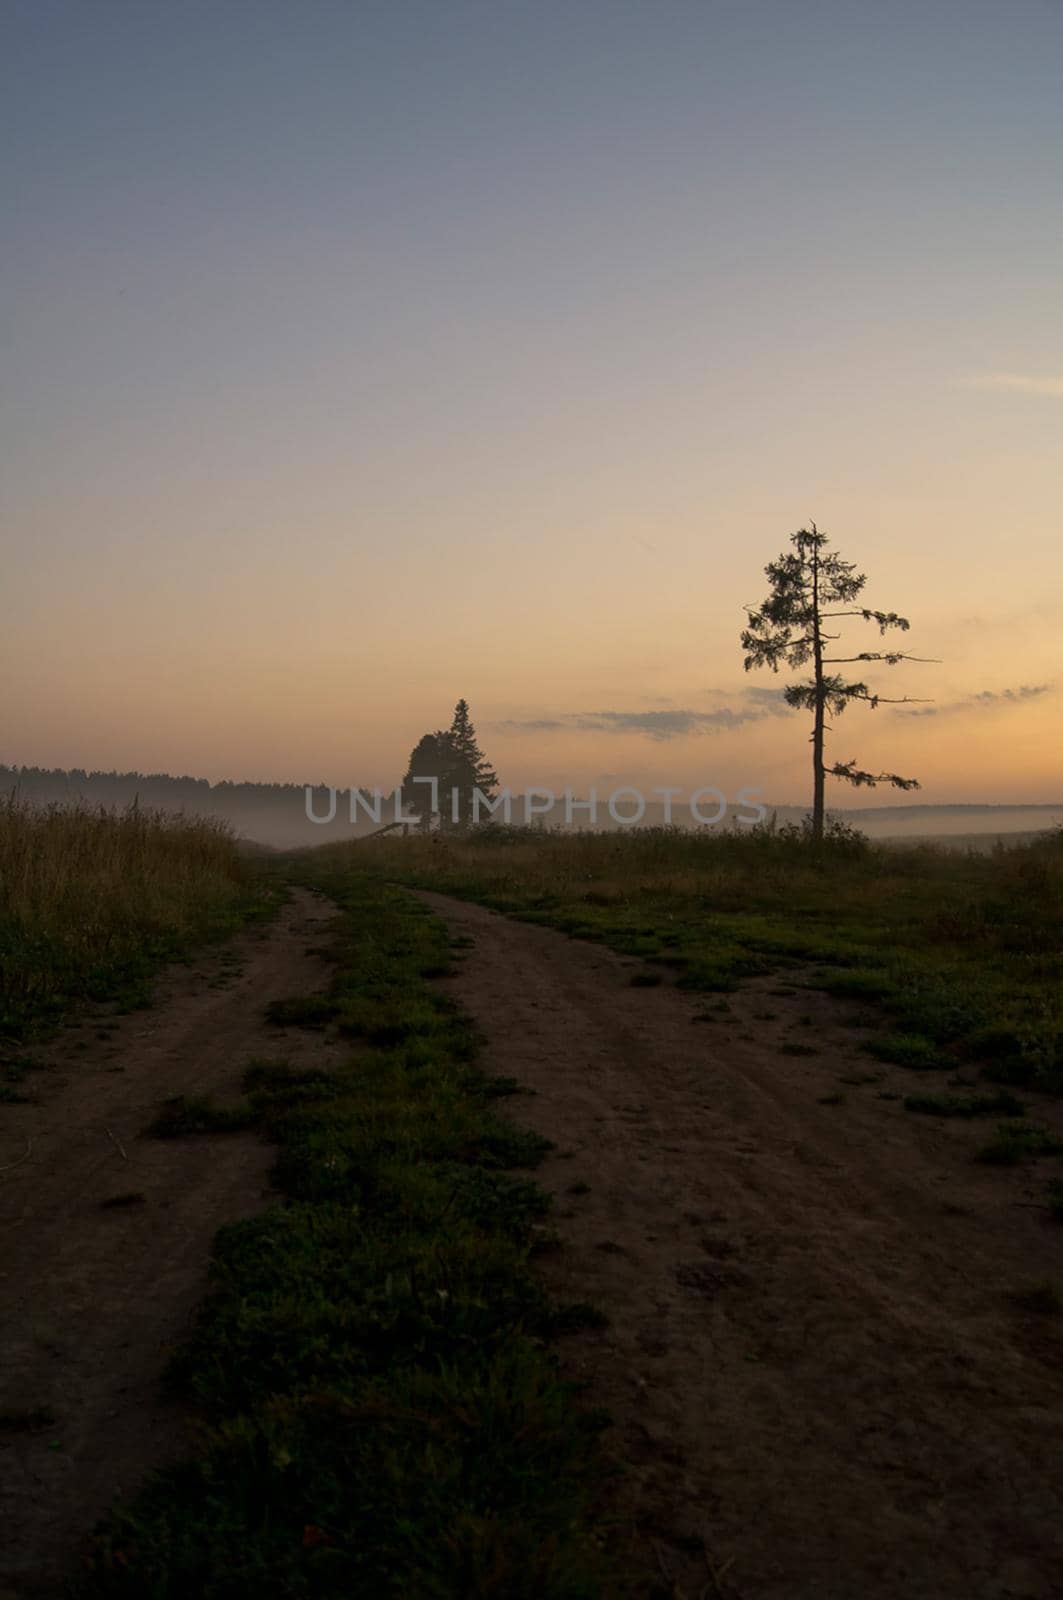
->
[3,0,1061,805]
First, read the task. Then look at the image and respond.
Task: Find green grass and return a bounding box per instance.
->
[147,1095,260,1139]
[1007,1280,1062,1316]
[867,1033,947,1070]
[974,1122,1063,1166]
[904,1090,1026,1119]
[0,797,275,1045]
[80,871,621,1600]
[341,824,1062,1096]
[265,994,340,1028]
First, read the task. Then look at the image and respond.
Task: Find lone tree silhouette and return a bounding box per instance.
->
[741,523,932,841]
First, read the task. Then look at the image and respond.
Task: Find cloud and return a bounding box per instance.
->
[496,718,565,731]
[900,683,1053,719]
[963,374,1063,398]
[572,709,757,739]
[495,701,774,741]
[971,685,1052,706]
[496,682,1054,737]
[735,686,792,716]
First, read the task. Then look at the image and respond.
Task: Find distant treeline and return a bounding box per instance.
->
[0,765,389,848]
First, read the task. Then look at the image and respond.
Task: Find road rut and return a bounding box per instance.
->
[0,888,339,1597]
[421,889,1063,1600]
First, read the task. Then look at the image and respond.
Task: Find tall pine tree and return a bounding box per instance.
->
[441,699,499,829]
[741,524,932,841]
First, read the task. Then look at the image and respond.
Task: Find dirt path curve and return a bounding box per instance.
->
[0,887,340,1599]
[420,890,1063,1600]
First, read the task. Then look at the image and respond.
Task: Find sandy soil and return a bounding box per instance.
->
[420,890,1063,1600]
[0,888,340,1599]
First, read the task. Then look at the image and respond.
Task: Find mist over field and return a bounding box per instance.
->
[4,763,1060,850]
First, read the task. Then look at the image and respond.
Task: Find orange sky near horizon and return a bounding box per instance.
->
[2,2,1061,807]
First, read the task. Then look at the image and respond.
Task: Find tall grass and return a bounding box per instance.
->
[0,796,251,1038]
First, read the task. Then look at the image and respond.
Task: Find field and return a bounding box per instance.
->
[358,821,1063,1095]
[0,797,258,1049]
[3,813,1063,1596]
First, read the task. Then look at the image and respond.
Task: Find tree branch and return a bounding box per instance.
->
[844,692,932,708]
[829,760,921,791]
[823,653,940,665]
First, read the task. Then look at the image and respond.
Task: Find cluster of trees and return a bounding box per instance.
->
[401,699,499,831]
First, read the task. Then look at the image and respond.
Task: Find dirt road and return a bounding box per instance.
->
[4,881,1062,1599]
[421,890,1063,1600]
[0,889,339,1598]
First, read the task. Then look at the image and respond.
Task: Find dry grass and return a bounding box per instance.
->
[0,795,250,1038]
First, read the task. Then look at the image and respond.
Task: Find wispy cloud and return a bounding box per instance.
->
[734,686,792,716]
[495,709,753,740]
[572,709,758,739]
[496,681,1054,737]
[970,685,1052,706]
[900,683,1053,719]
[499,718,566,732]
[495,690,788,741]
[963,374,1063,398]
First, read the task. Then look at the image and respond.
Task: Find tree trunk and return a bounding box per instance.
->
[811,538,825,842]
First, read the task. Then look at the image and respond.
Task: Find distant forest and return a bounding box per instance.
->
[0,764,387,848]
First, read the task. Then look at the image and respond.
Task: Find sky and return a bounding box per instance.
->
[2,0,1061,807]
